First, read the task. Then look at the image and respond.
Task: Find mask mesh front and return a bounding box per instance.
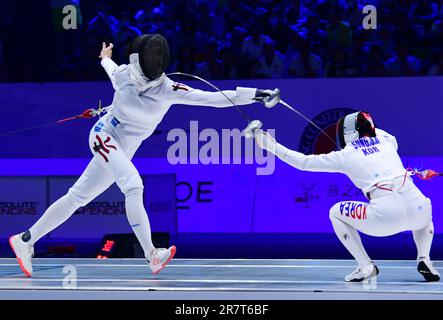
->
[138,34,170,80]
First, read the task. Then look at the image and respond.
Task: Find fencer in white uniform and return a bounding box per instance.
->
[255,111,440,282]
[9,34,281,277]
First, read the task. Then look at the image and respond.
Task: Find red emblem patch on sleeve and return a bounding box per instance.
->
[172,82,189,92]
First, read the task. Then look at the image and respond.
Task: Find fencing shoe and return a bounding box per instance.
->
[345,262,379,282]
[9,232,34,277]
[417,257,440,282]
[149,246,176,275]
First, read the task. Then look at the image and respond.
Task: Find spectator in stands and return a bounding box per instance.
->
[173,18,198,55]
[284,29,302,62]
[196,2,216,35]
[325,7,353,50]
[268,6,283,35]
[87,1,118,42]
[219,47,238,79]
[85,1,117,78]
[428,53,443,75]
[430,19,443,52]
[346,0,364,29]
[312,0,348,21]
[436,0,443,19]
[395,14,416,46]
[283,4,302,28]
[377,27,396,57]
[241,24,271,61]
[173,46,196,75]
[195,42,224,79]
[296,13,327,49]
[133,2,153,33]
[347,33,367,76]
[113,12,141,62]
[256,40,284,78]
[324,48,355,77]
[365,44,387,77]
[288,38,323,78]
[409,0,438,38]
[385,44,422,76]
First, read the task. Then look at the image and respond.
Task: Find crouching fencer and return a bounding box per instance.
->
[255,111,439,282]
[9,34,280,277]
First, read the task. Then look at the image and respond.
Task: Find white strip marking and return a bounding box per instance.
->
[0,263,439,270]
[0,278,442,286]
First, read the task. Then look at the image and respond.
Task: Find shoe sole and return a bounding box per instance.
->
[348,265,379,282]
[152,246,176,275]
[9,236,32,277]
[418,261,440,282]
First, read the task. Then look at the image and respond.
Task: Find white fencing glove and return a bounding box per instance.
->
[255,129,276,154]
[243,120,263,139]
[254,88,281,108]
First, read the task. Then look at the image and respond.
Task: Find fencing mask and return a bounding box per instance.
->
[336,111,376,149]
[129,34,170,80]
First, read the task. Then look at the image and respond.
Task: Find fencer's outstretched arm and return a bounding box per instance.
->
[255,130,343,173]
[170,86,257,108]
[99,42,118,89]
[170,85,280,108]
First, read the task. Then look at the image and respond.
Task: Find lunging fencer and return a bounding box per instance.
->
[9,34,280,277]
[255,111,440,282]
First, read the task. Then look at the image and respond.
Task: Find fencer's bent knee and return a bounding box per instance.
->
[125,186,144,196]
[120,174,144,196]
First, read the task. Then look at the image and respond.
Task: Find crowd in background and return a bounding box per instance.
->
[3,0,443,82]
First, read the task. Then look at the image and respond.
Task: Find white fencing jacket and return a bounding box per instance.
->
[100,56,257,145]
[273,129,406,194]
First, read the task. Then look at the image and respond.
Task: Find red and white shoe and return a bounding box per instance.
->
[149,246,176,275]
[9,233,34,277]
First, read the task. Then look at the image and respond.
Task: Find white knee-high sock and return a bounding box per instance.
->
[28,195,79,245]
[125,190,155,259]
[330,217,371,266]
[413,221,434,259]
